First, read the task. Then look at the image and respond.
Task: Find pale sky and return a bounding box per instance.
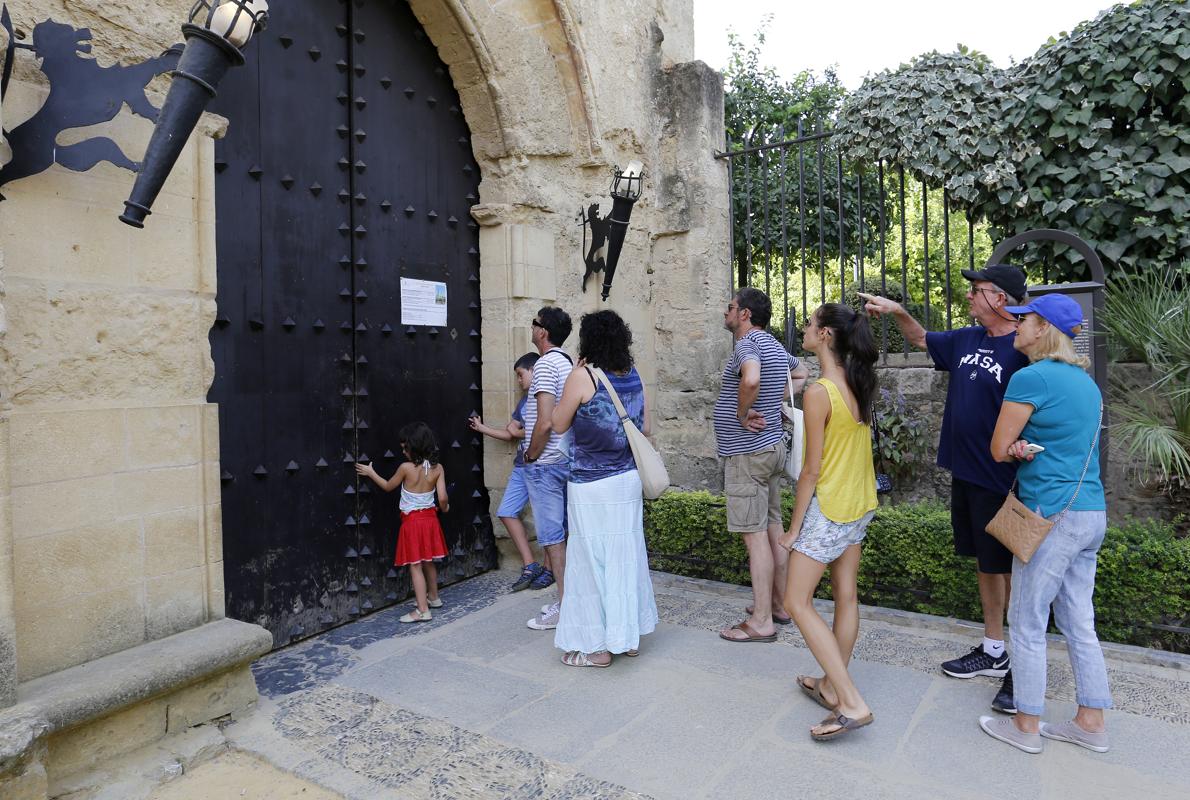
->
[693,0,1120,89]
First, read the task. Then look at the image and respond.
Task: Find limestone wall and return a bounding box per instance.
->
[0,0,731,690]
[1,80,226,681]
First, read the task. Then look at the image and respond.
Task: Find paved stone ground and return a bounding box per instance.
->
[224,568,1190,800]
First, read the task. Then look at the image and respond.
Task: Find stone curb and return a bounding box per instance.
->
[650,570,1190,673]
[5,618,272,737]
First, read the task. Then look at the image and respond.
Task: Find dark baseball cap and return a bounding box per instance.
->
[961,264,1027,303]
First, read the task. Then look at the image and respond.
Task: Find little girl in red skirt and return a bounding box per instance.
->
[356,422,449,623]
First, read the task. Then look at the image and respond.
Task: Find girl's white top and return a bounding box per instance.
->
[399,461,437,513]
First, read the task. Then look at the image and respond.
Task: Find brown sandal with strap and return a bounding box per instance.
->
[797,675,837,711]
[718,620,777,643]
[811,711,875,741]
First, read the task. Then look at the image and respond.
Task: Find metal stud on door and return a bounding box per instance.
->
[209,0,494,649]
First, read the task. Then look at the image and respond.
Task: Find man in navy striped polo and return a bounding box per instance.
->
[716,288,808,643]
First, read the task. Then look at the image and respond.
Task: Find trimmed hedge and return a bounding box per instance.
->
[644,491,1190,653]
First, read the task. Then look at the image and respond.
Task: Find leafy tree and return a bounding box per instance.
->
[837,1,1190,280]
[722,25,874,286]
[723,26,992,344]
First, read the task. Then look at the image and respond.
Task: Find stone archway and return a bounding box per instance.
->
[408,0,603,165]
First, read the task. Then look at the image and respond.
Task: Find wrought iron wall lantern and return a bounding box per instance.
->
[119,0,268,228]
[579,160,645,301]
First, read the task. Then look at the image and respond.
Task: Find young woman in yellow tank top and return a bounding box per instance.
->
[777,303,879,741]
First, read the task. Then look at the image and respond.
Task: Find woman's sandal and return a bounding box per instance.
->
[624,649,639,657]
[561,650,612,668]
[811,711,875,741]
[797,675,837,711]
[399,610,432,623]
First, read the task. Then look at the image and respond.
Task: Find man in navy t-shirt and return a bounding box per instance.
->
[859,263,1029,715]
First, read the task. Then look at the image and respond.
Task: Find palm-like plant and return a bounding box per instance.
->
[1103,265,1190,494]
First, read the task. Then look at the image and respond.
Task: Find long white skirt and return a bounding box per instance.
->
[554,470,658,655]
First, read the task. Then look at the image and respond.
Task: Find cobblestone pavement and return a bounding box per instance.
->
[225,568,1190,800]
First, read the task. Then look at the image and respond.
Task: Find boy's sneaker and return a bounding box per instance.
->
[942,645,1010,678]
[991,670,1017,715]
[529,568,555,590]
[510,562,544,592]
[527,602,560,630]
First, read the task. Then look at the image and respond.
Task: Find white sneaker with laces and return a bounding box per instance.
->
[527,601,561,630]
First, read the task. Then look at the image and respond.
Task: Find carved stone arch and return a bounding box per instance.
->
[406,0,510,161]
[407,0,603,164]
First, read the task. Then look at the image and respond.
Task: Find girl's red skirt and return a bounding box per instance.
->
[395,508,448,566]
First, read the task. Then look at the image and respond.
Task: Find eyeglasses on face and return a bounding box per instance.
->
[531,319,544,329]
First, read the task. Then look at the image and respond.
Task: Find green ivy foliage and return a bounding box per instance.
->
[644,492,1190,652]
[836,2,1190,279]
[721,25,881,275]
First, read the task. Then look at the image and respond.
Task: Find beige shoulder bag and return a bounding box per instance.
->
[590,367,669,500]
[985,406,1101,564]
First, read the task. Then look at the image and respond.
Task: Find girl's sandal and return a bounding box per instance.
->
[561,650,612,668]
[811,711,875,741]
[797,675,837,711]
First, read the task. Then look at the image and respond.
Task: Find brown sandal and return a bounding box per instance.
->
[811,711,874,741]
[719,621,777,643]
[797,676,837,711]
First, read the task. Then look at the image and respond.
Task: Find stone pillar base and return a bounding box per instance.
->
[0,619,271,799]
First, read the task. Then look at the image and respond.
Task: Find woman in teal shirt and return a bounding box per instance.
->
[981,293,1111,756]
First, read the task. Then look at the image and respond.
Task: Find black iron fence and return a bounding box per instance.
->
[717,121,998,355]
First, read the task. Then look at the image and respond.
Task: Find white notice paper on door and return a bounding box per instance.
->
[400,278,448,326]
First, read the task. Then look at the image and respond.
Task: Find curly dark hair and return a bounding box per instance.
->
[578,310,633,373]
[536,306,572,347]
[398,422,440,465]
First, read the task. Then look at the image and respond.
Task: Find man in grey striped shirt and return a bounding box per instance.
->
[715,288,808,643]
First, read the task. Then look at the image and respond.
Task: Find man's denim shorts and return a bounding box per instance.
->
[524,461,569,546]
[496,465,529,518]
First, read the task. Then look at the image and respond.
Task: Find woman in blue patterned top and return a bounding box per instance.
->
[550,310,659,667]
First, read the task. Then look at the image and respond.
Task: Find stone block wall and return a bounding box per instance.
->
[1,64,226,682]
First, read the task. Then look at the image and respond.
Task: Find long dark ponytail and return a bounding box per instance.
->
[815,303,879,424]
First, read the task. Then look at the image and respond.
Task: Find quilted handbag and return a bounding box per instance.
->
[986,406,1102,564]
[591,367,670,499]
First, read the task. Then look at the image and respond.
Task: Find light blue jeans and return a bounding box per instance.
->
[1009,508,1112,716]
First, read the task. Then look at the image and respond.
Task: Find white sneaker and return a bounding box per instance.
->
[527,602,560,630]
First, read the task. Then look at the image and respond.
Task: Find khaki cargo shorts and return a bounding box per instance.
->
[724,441,786,533]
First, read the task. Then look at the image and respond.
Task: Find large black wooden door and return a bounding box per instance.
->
[209,0,495,648]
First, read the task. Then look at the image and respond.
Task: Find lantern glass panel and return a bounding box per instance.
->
[610,160,645,201]
[192,0,268,47]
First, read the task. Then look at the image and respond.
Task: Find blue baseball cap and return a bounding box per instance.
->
[1005,293,1083,338]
